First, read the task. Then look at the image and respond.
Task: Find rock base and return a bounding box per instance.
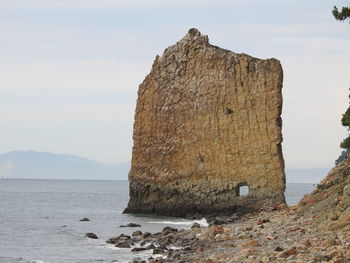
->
[124,180,284,217]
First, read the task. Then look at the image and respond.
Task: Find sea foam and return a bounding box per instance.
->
[148,218,208,227]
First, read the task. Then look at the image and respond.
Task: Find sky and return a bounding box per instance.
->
[0,0,349,168]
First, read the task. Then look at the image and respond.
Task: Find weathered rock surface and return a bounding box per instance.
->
[124,28,286,216]
[298,152,350,232]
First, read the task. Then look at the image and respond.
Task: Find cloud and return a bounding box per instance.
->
[0,101,135,121]
[0,0,349,167]
[0,58,149,92]
[0,0,239,9]
[0,0,344,10]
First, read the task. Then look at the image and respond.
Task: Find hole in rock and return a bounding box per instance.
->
[225,107,234,115]
[198,155,205,163]
[236,182,249,196]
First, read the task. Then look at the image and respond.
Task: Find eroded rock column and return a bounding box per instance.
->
[124,28,286,216]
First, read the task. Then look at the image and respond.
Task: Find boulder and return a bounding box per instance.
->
[119,223,141,228]
[132,230,143,236]
[85,232,98,239]
[162,226,178,235]
[115,240,133,248]
[131,247,147,252]
[191,223,201,229]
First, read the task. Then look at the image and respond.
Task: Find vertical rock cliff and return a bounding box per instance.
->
[124,28,286,216]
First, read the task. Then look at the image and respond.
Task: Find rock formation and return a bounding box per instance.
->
[124,28,286,216]
[298,153,350,231]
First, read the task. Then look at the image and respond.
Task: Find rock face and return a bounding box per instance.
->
[298,153,350,231]
[124,28,285,216]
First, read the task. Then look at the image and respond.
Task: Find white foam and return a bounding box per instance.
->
[31,260,45,263]
[148,218,208,227]
[152,254,167,259]
[104,244,127,250]
[194,218,209,227]
[168,245,185,250]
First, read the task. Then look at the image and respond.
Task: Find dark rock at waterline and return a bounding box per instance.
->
[132,230,142,236]
[145,244,156,250]
[153,248,166,255]
[158,244,168,250]
[140,240,148,247]
[106,234,131,245]
[185,214,202,220]
[106,238,119,244]
[132,258,146,263]
[79,217,90,222]
[120,223,141,228]
[191,223,201,229]
[162,226,178,235]
[131,236,143,243]
[115,240,133,248]
[85,232,98,239]
[131,247,147,252]
[142,232,152,238]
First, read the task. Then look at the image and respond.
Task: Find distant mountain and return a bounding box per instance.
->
[0,151,130,180]
[0,151,330,183]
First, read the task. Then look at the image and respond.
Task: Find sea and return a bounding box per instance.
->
[0,179,315,263]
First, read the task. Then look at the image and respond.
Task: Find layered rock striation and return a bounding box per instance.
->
[124,28,286,216]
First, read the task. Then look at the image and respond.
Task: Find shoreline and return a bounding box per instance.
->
[108,205,349,263]
[106,157,350,263]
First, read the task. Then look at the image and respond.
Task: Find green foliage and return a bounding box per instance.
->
[333,6,350,21]
[333,5,350,152]
[341,107,350,127]
[341,92,350,149]
[341,136,350,149]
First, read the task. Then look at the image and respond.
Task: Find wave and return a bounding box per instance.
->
[0,257,45,263]
[147,218,208,227]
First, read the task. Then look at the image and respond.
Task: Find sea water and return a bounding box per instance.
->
[0,179,315,263]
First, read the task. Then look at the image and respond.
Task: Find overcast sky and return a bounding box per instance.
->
[0,0,349,168]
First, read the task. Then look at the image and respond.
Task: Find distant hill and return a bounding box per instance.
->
[0,151,130,180]
[0,151,329,183]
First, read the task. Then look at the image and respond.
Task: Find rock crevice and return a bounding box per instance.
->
[124,28,286,216]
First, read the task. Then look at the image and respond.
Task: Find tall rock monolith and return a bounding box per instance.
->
[124,28,286,216]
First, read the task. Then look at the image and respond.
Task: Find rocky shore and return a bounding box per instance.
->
[105,206,348,263]
[105,155,350,263]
